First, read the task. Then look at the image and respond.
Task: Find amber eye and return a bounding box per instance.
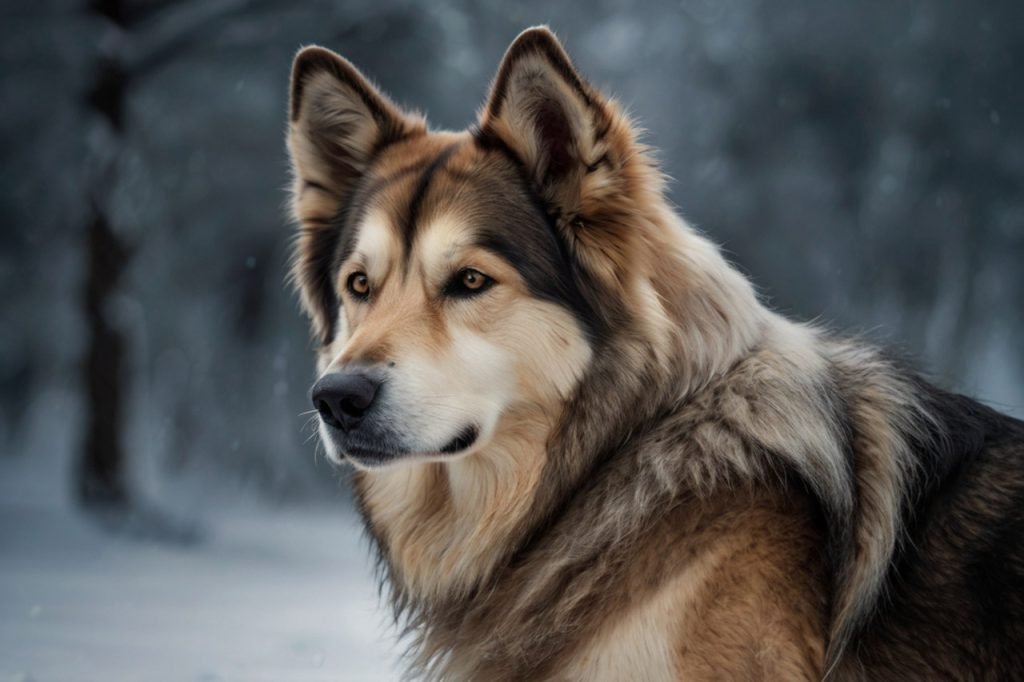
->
[461,269,487,290]
[445,268,494,298]
[346,272,370,299]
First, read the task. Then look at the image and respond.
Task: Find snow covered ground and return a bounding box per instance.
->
[0,454,400,681]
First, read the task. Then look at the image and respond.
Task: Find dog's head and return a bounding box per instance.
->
[288,28,674,468]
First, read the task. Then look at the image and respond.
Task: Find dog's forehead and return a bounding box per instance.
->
[352,208,471,276]
[368,133,474,227]
[341,131,601,339]
[416,213,476,274]
[352,135,510,265]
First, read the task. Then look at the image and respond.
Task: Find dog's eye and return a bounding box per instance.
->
[445,268,494,298]
[346,272,370,300]
[460,269,489,290]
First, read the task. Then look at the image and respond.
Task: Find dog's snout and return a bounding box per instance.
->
[311,372,381,431]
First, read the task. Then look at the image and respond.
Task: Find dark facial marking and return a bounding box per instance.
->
[365,159,434,196]
[302,219,343,346]
[461,148,606,341]
[300,147,434,348]
[308,141,466,344]
[401,143,462,262]
[301,179,331,195]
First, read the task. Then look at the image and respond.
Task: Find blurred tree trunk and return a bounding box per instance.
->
[78,0,131,511]
[79,207,131,508]
[75,0,269,517]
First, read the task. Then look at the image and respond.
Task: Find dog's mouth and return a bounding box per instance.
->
[339,424,480,467]
[438,425,479,455]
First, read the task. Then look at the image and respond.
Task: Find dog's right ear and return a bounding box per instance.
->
[287,47,424,342]
[288,46,424,225]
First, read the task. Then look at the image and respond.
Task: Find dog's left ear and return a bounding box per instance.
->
[478,27,614,218]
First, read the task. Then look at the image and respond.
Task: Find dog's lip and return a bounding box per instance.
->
[341,425,480,464]
[345,444,404,461]
[438,425,479,455]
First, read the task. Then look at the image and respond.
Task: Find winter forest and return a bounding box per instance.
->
[1,0,1022,679]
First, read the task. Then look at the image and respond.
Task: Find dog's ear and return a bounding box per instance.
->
[287,47,424,342]
[478,27,613,219]
[288,46,423,207]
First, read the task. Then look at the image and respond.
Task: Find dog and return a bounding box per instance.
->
[285,26,1024,680]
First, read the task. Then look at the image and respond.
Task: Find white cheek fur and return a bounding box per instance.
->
[383,327,514,451]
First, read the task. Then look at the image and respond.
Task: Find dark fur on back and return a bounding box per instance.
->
[838,379,1024,679]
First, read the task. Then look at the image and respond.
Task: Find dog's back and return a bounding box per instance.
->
[835,383,1024,679]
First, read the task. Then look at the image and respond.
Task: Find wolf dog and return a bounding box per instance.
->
[285,26,1024,681]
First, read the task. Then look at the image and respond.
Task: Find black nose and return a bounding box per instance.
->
[311,372,381,431]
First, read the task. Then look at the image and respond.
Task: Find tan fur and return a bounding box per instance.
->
[566,564,705,682]
[566,491,826,682]
[670,495,827,680]
[363,405,552,599]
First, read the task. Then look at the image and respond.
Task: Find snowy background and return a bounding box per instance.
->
[1,1,1022,680]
